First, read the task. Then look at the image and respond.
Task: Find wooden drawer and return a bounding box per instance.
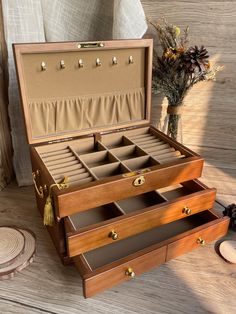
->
[65,179,216,256]
[30,126,204,219]
[73,209,229,298]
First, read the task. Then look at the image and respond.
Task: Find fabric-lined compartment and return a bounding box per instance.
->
[110,145,147,161]
[70,141,106,156]
[90,163,130,179]
[157,181,204,201]
[123,156,159,171]
[39,145,94,185]
[28,88,145,138]
[82,210,219,270]
[101,134,134,149]
[116,191,166,214]
[129,132,186,165]
[68,203,124,230]
[80,151,119,168]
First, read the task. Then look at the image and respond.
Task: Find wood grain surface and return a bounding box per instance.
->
[0,0,236,313]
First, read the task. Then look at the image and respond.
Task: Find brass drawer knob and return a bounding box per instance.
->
[133,175,145,187]
[109,230,118,240]
[197,237,206,246]
[183,206,192,215]
[125,267,135,278]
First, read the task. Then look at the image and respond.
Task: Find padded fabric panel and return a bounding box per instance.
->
[22,48,145,98]
[29,88,145,137]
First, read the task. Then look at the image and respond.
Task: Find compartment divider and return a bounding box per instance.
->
[112,202,126,215]
[68,146,97,181]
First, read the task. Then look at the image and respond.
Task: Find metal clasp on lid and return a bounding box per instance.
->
[78,42,104,49]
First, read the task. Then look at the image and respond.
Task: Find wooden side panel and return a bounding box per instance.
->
[66,188,216,256]
[78,246,167,298]
[166,216,230,261]
[57,157,204,217]
[30,147,67,261]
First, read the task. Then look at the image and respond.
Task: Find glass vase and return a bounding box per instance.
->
[162,105,183,143]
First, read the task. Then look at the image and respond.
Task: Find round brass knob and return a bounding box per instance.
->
[109,230,118,240]
[183,206,192,215]
[197,237,206,246]
[125,267,135,278]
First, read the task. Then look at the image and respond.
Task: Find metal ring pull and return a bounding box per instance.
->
[125,267,135,278]
[32,171,44,198]
[197,237,206,246]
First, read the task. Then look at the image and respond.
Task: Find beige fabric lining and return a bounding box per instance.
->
[29,88,145,137]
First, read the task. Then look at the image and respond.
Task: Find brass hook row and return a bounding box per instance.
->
[41,55,134,71]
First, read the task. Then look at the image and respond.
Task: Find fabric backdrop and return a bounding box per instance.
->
[2,0,147,186]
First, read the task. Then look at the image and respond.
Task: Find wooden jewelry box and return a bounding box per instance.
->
[13,39,229,298]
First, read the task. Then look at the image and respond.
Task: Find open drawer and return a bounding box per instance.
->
[73,209,229,298]
[65,179,216,256]
[31,126,204,218]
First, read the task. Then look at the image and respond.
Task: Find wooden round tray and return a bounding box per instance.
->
[219,240,236,264]
[0,227,36,280]
[0,226,25,267]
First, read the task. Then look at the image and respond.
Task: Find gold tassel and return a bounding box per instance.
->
[43,195,54,226]
[43,176,69,226]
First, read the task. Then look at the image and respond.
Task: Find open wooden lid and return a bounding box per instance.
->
[13,39,153,145]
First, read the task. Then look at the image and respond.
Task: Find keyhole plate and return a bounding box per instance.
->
[133,175,145,187]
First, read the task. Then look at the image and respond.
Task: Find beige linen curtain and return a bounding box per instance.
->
[1,0,147,186]
[0,1,13,190]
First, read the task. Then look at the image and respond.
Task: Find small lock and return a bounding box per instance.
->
[133,175,145,187]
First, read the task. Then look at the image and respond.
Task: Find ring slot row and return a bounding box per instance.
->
[127,132,186,165]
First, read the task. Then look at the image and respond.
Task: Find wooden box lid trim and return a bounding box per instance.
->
[13,39,153,144]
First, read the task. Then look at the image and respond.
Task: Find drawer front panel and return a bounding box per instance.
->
[57,158,203,218]
[73,212,229,298]
[67,188,216,256]
[166,216,229,261]
[77,246,166,298]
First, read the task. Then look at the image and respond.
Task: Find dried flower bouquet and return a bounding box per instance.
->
[150,19,222,141]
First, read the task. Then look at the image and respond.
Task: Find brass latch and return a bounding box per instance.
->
[78,42,104,49]
[43,176,69,226]
[32,170,46,199]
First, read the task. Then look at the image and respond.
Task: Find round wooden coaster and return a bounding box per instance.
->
[0,228,36,280]
[0,227,25,267]
[219,240,236,264]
